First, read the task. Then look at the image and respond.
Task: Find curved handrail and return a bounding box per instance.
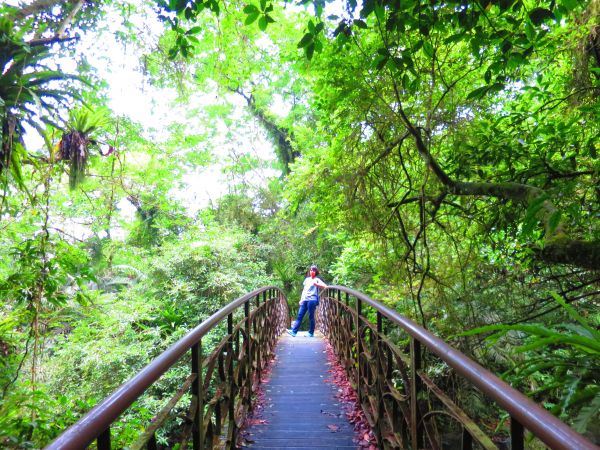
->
[46,286,288,450]
[320,285,598,450]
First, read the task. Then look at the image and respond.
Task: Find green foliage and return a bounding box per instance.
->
[66,107,110,136]
[0,25,81,190]
[243,1,276,32]
[1,0,599,447]
[10,238,92,302]
[461,293,600,434]
[60,107,111,189]
[0,383,82,448]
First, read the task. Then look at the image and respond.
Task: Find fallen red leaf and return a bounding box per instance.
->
[322,338,380,449]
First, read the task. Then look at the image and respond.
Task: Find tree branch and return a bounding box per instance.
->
[234,88,297,174]
[55,0,86,39]
[9,0,61,20]
[404,122,599,270]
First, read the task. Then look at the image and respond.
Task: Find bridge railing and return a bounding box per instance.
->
[319,285,597,450]
[46,286,288,450]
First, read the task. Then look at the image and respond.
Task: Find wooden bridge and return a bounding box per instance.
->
[45,286,597,450]
[242,333,359,449]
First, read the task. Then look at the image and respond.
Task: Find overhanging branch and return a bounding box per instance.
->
[407,126,598,270]
[234,88,297,174]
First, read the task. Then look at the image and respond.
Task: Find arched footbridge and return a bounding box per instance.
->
[46,286,597,450]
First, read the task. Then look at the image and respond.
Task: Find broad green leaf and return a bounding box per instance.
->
[353,19,368,29]
[522,193,548,236]
[549,291,600,340]
[243,4,259,14]
[525,20,536,41]
[515,335,565,353]
[258,15,268,31]
[306,42,315,60]
[574,393,600,433]
[10,143,26,189]
[466,85,489,100]
[547,210,561,234]
[559,0,579,10]
[185,26,202,35]
[374,55,388,70]
[422,41,434,58]
[314,38,322,53]
[297,33,313,48]
[245,13,259,25]
[529,8,554,26]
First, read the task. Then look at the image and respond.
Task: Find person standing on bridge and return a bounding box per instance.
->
[287,265,328,337]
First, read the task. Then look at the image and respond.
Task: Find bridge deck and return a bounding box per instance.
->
[244,332,358,449]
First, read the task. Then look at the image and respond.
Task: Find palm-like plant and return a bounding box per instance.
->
[59,107,110,189]
[0,16,82,190]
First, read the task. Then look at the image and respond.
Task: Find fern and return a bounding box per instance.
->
[573,392,600,433]
[461,291,599,435]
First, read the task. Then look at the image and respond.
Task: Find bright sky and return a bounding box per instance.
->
[11,0,282,236]
[4,0,285,243]
[91,6,281,216]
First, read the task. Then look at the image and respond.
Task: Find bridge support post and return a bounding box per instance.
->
[255,294,262,382]
[192,340,203,450]
[410,338,423,449]
[227,313,236,446]
[375,312,384,447]
[97,427,110,450]
[245,301,252,402]
[356,297,362,408]
[510,416,524,450]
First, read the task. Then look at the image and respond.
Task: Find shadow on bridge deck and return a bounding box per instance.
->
[243,332,359,449]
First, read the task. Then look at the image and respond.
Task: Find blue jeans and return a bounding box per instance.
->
[292,300,318,334]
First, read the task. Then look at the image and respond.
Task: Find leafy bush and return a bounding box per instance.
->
[462,292,600,438]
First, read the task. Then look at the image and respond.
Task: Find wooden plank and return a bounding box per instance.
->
[243,333,358,448]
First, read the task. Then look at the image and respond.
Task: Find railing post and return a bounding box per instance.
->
[226,313,236,446]
[255,294,262,381]
[148,434,158,450]
[511,416,524,450]
[375,311,384,447]
[192,340,204,450]
[462,427,473,450]
[356,297,362,407]
[97,427,110,450]
[410,338,423,449]
[245,300,252,407]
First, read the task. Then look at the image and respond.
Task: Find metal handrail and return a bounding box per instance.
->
[319,285,598,450]
[46,286,288,450]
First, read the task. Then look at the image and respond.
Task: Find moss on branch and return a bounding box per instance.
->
[409,130,597,270]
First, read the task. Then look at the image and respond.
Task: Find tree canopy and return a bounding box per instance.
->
[0,0,598,447]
